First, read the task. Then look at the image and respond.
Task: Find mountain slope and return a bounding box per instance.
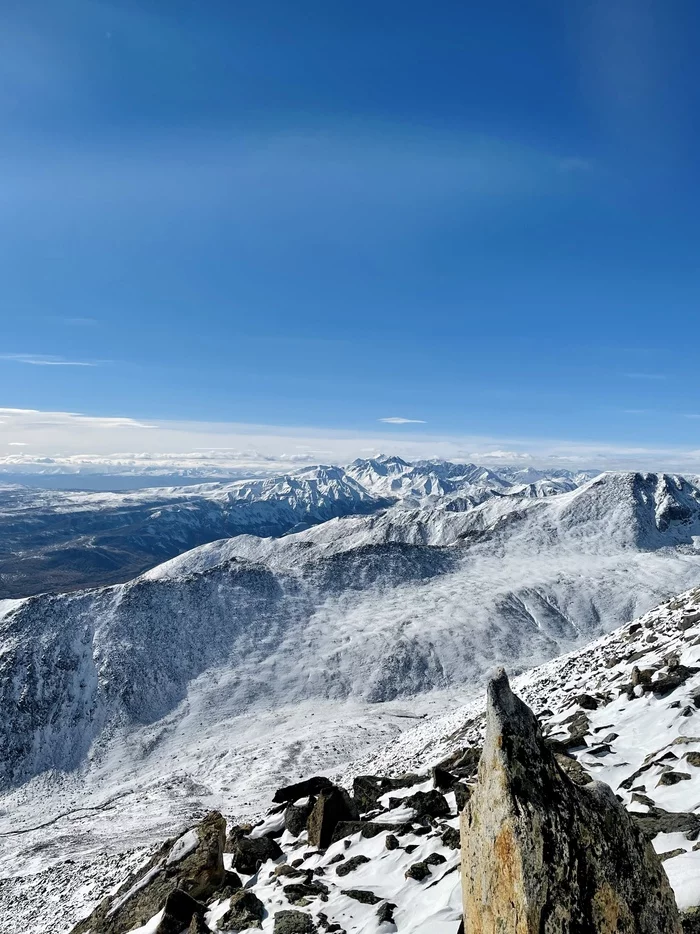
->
[0,466,387,598]
[1,471,700,868]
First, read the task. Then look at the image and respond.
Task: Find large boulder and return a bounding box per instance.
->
[71,812,226,934]
[273,776,335,804]
[307,785,359,849]
[461,669,682,934]
[229,832,283,875]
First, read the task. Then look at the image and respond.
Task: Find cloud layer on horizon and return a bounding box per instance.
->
[1,406,700,477]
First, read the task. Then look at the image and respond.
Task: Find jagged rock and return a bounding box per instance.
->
[335,855,370,876]
[219,889,265,930]
[376,902,396,924]
[402,788,450,818]
[461,668,682,934]
[70,812,226,934]
[352,774,423,812]
[283,880,329,904]
[436,746,482,779]
[441,825,461,849]
[230,833,283,874]
[385,834,400,850]
[686,752,700,767]
[273,777,334,804]
[285,798,316,837]
[405,861,431,881]
[330,820,403,844]
[154,890,207,934]
[341,888,381,904]
[682,907,700,932]
[657,771,692,786]
[307,786,359,849]
[274,910,317,934]
[425,852,446,866]
[632,804,700,840]
[659,848,685,862]
[275,864,310,879]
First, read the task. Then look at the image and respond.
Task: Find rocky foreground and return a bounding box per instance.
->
[8,584,700,932]
[66,661,700,933]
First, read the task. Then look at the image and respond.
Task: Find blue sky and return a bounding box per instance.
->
[1,0,700,469]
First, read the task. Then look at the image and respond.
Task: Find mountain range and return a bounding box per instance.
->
[0,456,595,599]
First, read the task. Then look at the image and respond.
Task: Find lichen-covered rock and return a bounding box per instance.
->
[219,889,265,930]
[274,909,318,933]
[71,812,226,934]
[460,669,682,934]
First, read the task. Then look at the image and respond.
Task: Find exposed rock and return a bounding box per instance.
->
[405,861,430,881]
[553,752,593,786]
[436,746,482,779]
[454,782,472,812]
[402,789,450,819]
[441,825,461,849]
[285,799,316,837]
[341,888,381,904]
[632,805,700,840]
[70,812,226,934]
[188,915,210,934]
[219,889,265,930]
[230,833,283,874]
[352,774,423,812]
[283,881,329,904]
[273,777,334,804]
[461,668,682,934]
[335,855,370,877]
[330,821,403,844]
[385,834,400,851]
[376,902,396,925]
[657,771,692,787]
[432,765,458,789]
[307,786,360,849]
[154,890,206,934]
[274,910,318,934]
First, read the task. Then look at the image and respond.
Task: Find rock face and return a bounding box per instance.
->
[71,812,226,934]
[460,669,683,934]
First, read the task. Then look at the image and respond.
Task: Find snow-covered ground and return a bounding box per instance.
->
[6,584,700,933]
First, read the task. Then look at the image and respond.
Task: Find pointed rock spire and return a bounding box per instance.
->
[461,668,682,933]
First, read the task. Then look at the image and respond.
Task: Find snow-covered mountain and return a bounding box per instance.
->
[0,457,594,598]
[0,466,388,598]
[2,470,700,892]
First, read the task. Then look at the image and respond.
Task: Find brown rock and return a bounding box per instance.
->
[460,669,681,934]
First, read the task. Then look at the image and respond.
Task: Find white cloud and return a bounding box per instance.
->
[0,353,102,367]
[379,417,426,425]
[2,406,700,477]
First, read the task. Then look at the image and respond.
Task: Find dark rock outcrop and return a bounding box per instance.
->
[229,833,283,874]
[219,889,265,930]
[352,773,423,812]
[307,786,359,849]
[273,777,335,804]
[460,669,682,934]
[71,812,226,934]
[274,909,318,933]
[154,890,207,934]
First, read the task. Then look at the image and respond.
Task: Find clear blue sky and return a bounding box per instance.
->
[2,0,699,453]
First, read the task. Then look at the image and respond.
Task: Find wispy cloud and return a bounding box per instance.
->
[379,417,426,425]
[625,372,667,381]
[0,353,102,367]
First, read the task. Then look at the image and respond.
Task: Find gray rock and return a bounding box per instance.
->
[219,889,265,930]
[274,910,317,934]
[402,789,450,818]
[460,669,682,934]
[70,812,227,934]
[285,798,316,837]
[330,820,402,845]
[335,855,370,877]
[352,774,423,812]
[230,833,283,874]
[405,861,431,881]
[341,889,381,904]
[283,881,329,904]
[376,902,396,924]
